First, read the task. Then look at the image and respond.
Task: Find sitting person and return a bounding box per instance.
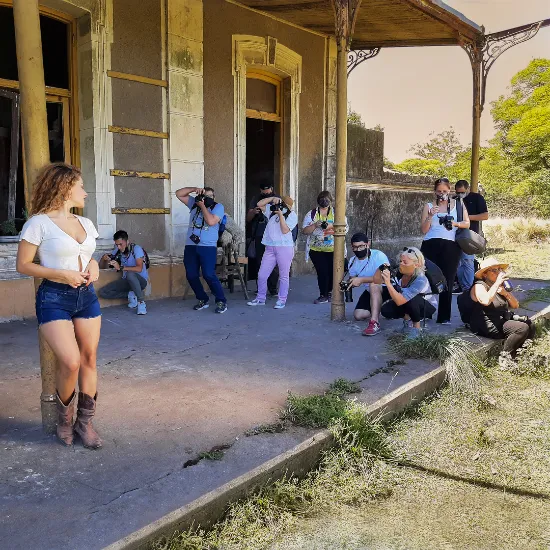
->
[99,230,149,315]
[469,258,534,360]
[380,247,437,338]
[346,232,390,336]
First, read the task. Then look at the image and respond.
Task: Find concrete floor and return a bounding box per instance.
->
[0,275,546,549]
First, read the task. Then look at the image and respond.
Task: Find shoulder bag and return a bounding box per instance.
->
[455,199,487,255]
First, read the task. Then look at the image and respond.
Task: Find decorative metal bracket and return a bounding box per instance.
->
[347,48,381,76]
[461,19,549,111]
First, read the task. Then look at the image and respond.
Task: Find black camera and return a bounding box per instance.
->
[270,201,286,212]
[339,280,353,302]
[320,221,329,230]
[190,234,201,244]
[438,215,454,231]
[195,193,205,203]
[109,251,122,269]
[379,263,399,278]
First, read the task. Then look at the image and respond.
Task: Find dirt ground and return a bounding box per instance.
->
[273,346,550,550]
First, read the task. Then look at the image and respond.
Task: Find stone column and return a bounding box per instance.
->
[13,0,56,433]
[324,37,337,195]
[167,0,204,256]
[470,52,482,193]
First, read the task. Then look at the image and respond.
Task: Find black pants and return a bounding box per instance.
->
[249,237,278,294]
[473,319,535,355]
[381,295,436,324]
[309,250,334,297]
[421,238,461,323]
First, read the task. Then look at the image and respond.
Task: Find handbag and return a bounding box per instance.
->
[454,199,487,255]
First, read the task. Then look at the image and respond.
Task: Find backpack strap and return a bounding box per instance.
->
[455,198,464,222]
[310,208,317,221]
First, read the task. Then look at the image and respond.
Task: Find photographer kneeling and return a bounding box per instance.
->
[345,232,390,336]
[469,258,534,360]
[380,247,436,339]
[99,230,149,315]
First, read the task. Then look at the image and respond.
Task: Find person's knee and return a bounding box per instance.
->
[354,309,370,321]
[80,349,97,369]
[59,356,80,375]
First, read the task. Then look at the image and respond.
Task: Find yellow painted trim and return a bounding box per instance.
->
[0,78,70,97]
[107,70,168,88]
[108,126,169,139]
[112,208,170,214]
[224,0,328,38]
[110,169,170,179]
[246,109,281,122]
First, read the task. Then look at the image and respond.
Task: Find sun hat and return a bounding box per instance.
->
[474,257,509,280]
[282,196,294,209]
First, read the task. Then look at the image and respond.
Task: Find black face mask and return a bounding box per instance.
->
[318,198,330,208]
[204,196,216,209]
[354,249,369,259]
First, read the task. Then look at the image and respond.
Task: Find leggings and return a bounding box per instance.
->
[257,246,294,303]
[309,250,334,297]
[421,238,461,323]
[472,318,536,355]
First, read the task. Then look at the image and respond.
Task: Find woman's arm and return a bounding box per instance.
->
[499,289,520,309]
[17,240,88,287]
[421,204,432,235]
[472,273,506,306]
[84,258,100,286]
[380,269,407,305]
[278,213,290,234]
[257,196,275,208]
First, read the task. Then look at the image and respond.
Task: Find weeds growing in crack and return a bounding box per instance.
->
[244,423,287,437]
[327,377,361,396]
[153,401,394,550]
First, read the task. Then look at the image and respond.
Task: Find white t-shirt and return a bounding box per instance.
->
[348,249,389,290]
[424,202,458,242]
[262,211,298,247]
[20,214,99,272]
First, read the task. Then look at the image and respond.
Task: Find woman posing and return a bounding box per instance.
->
[247,196,297,309]
[469,258,534,360]
[302,191,340,304]
[420,177,470,324]
[17,163,102,449]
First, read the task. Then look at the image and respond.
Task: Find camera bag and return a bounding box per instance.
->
[425,259,446,294]
[455,199,487,255]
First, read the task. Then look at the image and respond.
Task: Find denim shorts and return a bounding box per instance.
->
[36,280,101,326]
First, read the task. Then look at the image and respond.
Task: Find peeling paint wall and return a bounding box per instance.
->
[347,125,384,182]
[203,0,326,227]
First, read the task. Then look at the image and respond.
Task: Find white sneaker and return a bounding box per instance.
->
[274,300,286,309]
[137,301,147,315]
[128,291,138,309]
[247,299,265,306]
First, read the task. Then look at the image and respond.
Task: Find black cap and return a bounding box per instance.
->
[259,182,273,190]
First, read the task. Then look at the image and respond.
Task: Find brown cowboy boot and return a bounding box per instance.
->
[56,391,76,446]
[74,392,103,449]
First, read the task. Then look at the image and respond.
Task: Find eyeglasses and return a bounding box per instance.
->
[435,178,450,184]
[402,247,419,260]
[352,245,367,251]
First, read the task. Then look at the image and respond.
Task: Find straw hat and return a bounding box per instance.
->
[474,257,509,280]
[282,196,294,209]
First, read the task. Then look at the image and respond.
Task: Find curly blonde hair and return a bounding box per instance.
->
[30,163,82,215]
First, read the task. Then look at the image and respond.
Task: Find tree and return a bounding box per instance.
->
[371,124,385,132]
[408,127,465,169]
[347,104,365,127]
[394,158,445,177]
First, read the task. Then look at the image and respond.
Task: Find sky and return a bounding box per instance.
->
[347,0,550,163]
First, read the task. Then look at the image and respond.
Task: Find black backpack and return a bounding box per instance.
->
[129,243,150,269]
[457,289,475,324]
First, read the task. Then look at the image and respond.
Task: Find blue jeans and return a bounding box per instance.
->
[183,245,226,303]
[36,280,101,326]
[457,251,475,290]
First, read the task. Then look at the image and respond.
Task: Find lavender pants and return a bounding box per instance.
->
[257,245,294,303]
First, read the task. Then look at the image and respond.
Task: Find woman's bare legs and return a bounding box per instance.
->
[74,316,102,397]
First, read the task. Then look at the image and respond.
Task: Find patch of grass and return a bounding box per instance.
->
[328,377,361,396]
[500,331,550,379]
[198,450,225,461]
[281,392,349,429]
[244,422,287,437]
[484,218,550,245]
[155,402,395,550]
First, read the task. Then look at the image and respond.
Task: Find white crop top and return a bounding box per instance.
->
[423,202,457,242]
[20,214,99,272]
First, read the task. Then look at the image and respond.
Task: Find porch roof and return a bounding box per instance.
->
[235,0,483,48]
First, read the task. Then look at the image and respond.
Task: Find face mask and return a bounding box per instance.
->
[436,192,449,201]
[399,263,416,275]
[318,198,330,208]
[354,249,369,259]
[204,196,215,209]
[262,190,274,197]
[456,192,468,199]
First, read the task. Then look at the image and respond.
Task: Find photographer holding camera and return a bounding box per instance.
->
[420,177,470,324]
[247,195,297,309]
[175,186,227,314]
[343,232,389,336]
[246,180,280,295]
[99,230,149,315]
[469,258,534,360]
[379,247,437,339]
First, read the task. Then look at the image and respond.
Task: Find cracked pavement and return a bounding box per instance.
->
[1,275,545,549]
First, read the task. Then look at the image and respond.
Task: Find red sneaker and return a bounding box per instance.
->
[363,320,381,336]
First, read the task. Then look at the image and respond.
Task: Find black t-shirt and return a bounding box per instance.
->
[247,193,280,238]
[462,192,488,235]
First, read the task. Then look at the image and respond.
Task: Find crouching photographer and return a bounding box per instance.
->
[343,232,390,336]
[380,247,437,339]
[99,230,149,315]
[468,258,534,361]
